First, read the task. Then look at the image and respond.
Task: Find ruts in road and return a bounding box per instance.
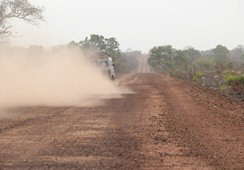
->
[0,73,244,169]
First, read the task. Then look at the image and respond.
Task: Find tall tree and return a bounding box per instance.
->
[212,45,229,64]
[77,34,125,72]
[79,34,121,59]
[148,45,186,72]
[0,0,43,39]
[183,47,201,63]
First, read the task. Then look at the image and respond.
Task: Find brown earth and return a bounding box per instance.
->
[0,70,244,169]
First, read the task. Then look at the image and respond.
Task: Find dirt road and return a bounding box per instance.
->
[0,73,244,169]
[137,55,151,73]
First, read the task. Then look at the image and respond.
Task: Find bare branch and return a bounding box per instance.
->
[0,0,43,39]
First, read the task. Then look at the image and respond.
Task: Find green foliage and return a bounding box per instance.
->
[223,71,244,86]
[193,57,215,72]
[70,34,127,73]
[212,45,229,64]
[183,47,201,63]
[193,71,204,82]
[148,45,186,72]
[79,34,121,59]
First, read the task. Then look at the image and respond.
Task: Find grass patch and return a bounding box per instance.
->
[193,71,204,83]
[223,71,244,86]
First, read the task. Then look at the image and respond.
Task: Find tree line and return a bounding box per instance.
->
[148,44,244,100]
[69,34,141,73]
[1,0,244,98]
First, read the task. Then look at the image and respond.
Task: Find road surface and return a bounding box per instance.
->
[0,60,244,169]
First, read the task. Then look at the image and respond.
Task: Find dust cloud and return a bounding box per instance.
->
[0,46,128,109]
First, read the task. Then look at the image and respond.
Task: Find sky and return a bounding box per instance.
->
[12,0,244,52]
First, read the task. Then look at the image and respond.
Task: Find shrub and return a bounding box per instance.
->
[223,71,244,86]
[193,57,215,72]
[219,84,229,92]
[193,71,204,82]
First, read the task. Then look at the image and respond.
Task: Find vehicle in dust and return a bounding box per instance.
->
[97,52,115,80]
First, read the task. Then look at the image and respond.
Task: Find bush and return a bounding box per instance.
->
[193,57,215,72]
[193,71,204,83]
[223,71,244,86]
[219,84,229,92]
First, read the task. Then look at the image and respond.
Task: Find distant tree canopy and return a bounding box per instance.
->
[69,34,127,72]
[183,47,201,63]
[193,57,215,72]
[148,45,186,72]
[230,45,244,61]
[148,44,244,83]
[78,34,121,59]
[0,0,43,39]
[212,45,229,64]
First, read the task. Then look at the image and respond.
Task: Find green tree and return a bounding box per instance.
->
[77,34,126,72]
[212,45,229,64]
[79,34,121,59]
[193,57,215,72]
[183,47,201,63]
[148,45,173,71]
[148,45,186,72]
[0,0,43,39]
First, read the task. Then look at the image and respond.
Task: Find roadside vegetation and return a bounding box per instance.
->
[148,45,244,100]
[1,1,243,98]
[69,34,140,73]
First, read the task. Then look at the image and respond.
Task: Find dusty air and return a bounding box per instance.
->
[0,0,243,169]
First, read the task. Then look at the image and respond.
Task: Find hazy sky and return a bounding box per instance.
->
[13,0,244,51]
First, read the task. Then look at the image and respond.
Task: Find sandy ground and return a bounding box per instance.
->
[0,59,244,169]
